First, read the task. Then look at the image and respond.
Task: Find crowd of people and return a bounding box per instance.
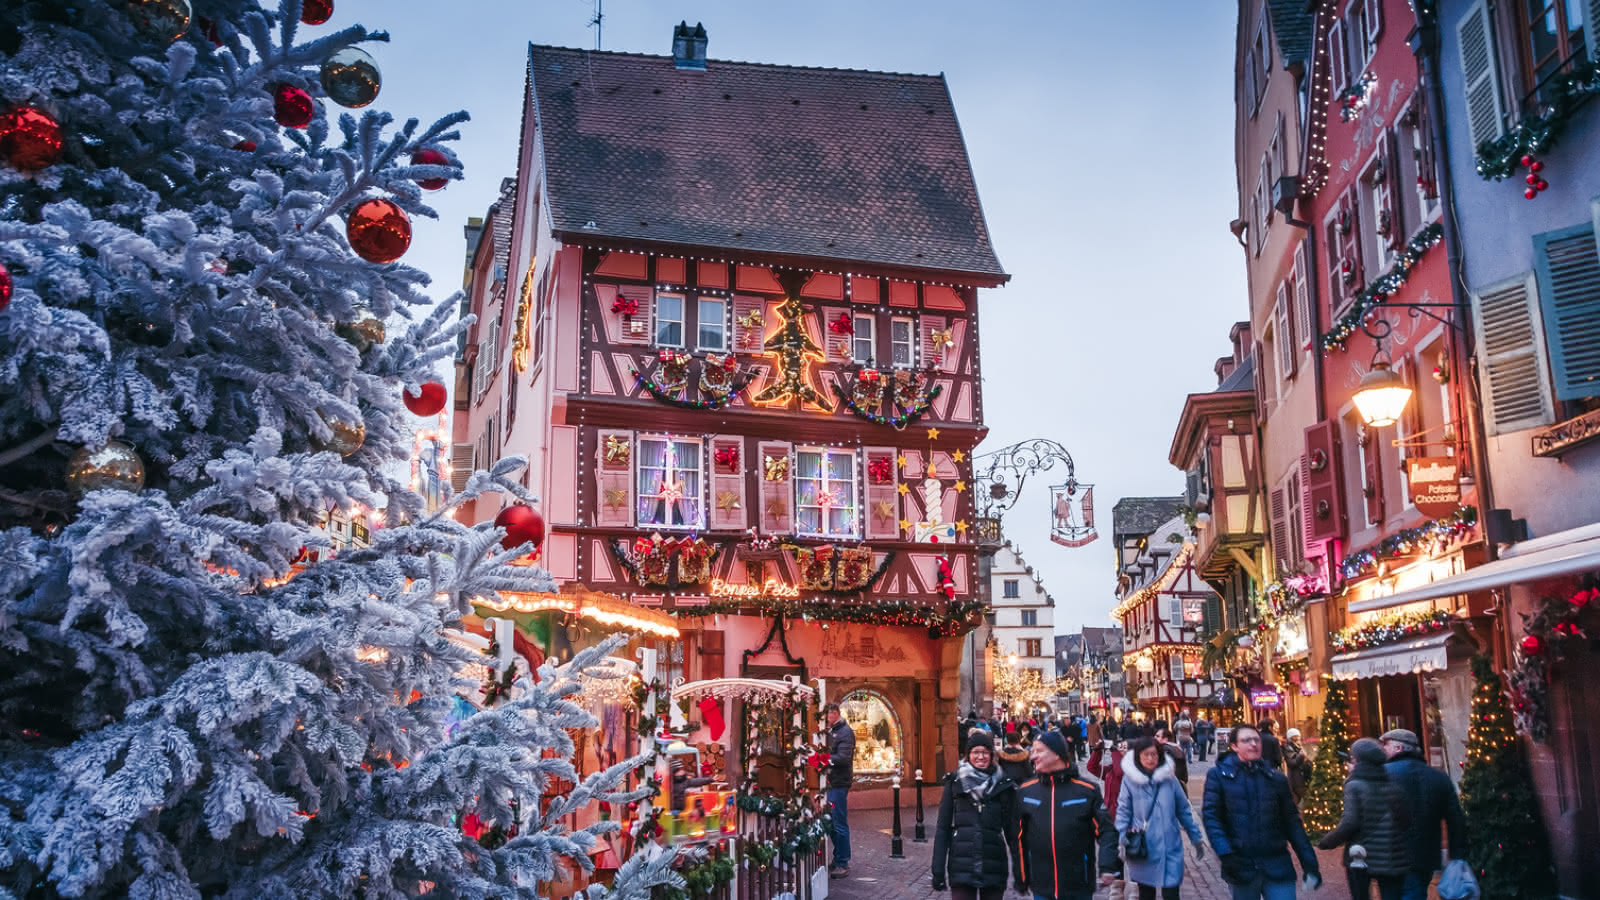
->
[920,711,1465,900]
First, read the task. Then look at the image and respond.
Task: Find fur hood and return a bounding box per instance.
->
[1120,747,1177,787]
[998,745,1030,763]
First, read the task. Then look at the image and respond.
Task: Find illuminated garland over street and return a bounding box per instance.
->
[1336,504,1476,580]
[1474,54,1600,180]
[1320,222,1445,351]
[1330,608,1455,654]
[670,594,984,636]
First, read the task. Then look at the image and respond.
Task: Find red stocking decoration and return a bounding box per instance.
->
[697,696,725,741]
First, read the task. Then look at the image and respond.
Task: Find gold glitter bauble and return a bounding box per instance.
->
[320,414,366,457]
[128,0,192,42]
[66,440,146,494]
[337,306,386,349]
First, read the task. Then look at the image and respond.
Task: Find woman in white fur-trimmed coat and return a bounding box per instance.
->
[1115,737,1207,899]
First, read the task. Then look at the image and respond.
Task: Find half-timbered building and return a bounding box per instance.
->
[454,27,1006,780]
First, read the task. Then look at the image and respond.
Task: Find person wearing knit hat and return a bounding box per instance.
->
[1015,730,1120,899]
[1282,728,1312,805]
[1318,738,1409,899]
[931,727,1021,900]
[1382,728,1466,898]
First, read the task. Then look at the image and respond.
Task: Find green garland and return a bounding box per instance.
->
[1475,54,1600,181]
[734,790,832,868]
[1321,223,1445,351]
[1329,608,1455,655]
[834,379,943,428]
[672,595,984,636]
[1336,505,1477,580]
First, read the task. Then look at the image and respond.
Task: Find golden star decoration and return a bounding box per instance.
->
[952,449,967,463]
[716,490,741,512]
[955,520,969,535]
[896,453,908,469]
[764,497,789,520]
[871,500,894,522]
[926,427,940,441]
[896,483,909,495]
[899,518,912,532]
[953,480,967,493]
[603,488,628,510]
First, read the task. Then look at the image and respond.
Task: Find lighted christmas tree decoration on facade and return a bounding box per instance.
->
[751,296,831,410]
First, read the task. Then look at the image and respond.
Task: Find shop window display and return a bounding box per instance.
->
[841,690,902,775]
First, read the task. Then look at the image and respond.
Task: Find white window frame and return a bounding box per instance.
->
[1169,653,1186,681]
[1003,579,1021,599]
[635,435,703,530]
[1347,0,1374,74]
[1359,150,1397,271]
[1169,596,1183,629]
[1021,609,1037,627]
[889,317,916,368]
[793,447,859,538]
[653,292,685,348]
[696,296,727,352]
[852,314,876,365]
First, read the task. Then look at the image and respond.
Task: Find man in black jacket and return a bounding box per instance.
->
[1015,730,1119,900]
[1382,728,1467,900]
[824,703,856,879]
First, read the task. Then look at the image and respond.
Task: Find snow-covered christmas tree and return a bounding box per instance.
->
[0,1,677,896]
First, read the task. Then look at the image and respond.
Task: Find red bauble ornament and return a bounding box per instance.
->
[403,381,448,417]
[1520,154,1534,167]
[0,107,63,171]
[300,0,333,25]
[1530,160,1544,172]
[1537,179,1549,191]
[273,84,315,129]
[494,504,545,552]
[1526,173,1539,185]
[346,197,412,263]
[1525,189,1539,200]
[411,148,451,190]
[233,139,257,152]
[0,261,10,312]
[1520,633,1544,655]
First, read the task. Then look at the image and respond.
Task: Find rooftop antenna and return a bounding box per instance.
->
[589,0,603,49]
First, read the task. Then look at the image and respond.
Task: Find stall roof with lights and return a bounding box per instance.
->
[1348,526,1600,614]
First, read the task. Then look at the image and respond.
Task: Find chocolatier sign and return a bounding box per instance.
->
[1407,457,1461,517]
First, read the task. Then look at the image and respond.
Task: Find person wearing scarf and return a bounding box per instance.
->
[931,730,1022,900]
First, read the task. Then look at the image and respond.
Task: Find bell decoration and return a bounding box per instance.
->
[410,148,451,190]
[0,107,64,171]
[127,0,192,42]
[0,261,11,312]
[319,412,365,457]
[272,84,315,129]
[403,382,448,417]
[319,46,381,109]
[300,0,333,25]
[346,197,411,263]
[66,440,146,494]
[494,504,546,552]
[336,305,386,350]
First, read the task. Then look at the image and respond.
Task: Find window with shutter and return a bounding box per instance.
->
[1364,0,1383,50]
[450,442,474,494]
[890,318,916,368]
[921,315,952,372]
[697,297,728,352]
[1398,356,1425,459]
[594,429,633,528]
[653,293,685,348]
[707,436,747,531]
[1472,274,1555,433]
[1339,187,1365,309]
[612,285,652,345]
[637,436,702,529]
[1457,1,1506,148]
[1244,49,1259,116]
[1270,113,1285,186]
[757,441,793,534]
[1293,241,1312,352]
[852,314,876,365]
[1299,452,1318,562]
[1169,653,1186,681]
[822,306,851,362]
[1276,282,1297,379]
[1329,18,1349,93]
[794,448,858,538]
[732,295,765,352]
[1534,225,1600,401]
[1286,469,1303,569]
[1304,421,1346,544]
[1269,486,1288,569]
[1255,160,1270,253]
[1359,422,1386,525]
[863,447,899,540]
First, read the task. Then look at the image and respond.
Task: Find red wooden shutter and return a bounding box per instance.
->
[823,306,851,362]
[1337,188,1365,306]
[613,286,651,346]
[1299,452,1318,562]
[595,429,633,527]
[1304,421,1345,544]
[708,435,747,531]
[1399,357,1425,460]
[757,441,793,534]
[732,295,765,353]
[863,446,899,540]
[1414,97,1440,201]
[920,315,952,372]
[1286,469,1303,569]
[1360,425,1386,525]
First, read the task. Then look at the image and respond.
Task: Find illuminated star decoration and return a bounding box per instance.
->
[926,427,940,441]
[716,490,741,512]
[953,480,967,493]
[955,520,969,535]
[751,296,832,410]
[658,480,684,504]
[896,483,910,495]
[952,449,966,463]
[897,453,908,469]
[899,518,913,532]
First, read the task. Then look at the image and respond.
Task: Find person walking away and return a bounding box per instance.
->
[998,728,1034,785]
[1381,729,1467,900]
[1282,728,1313,806]
[1154,726,1189,789]
[1201,723,1321,899]
[931,731,1023,900]
[1078,715,1090,759]
[1087,714,1102,749]
[1195,717,1213,762]
[1317,738,1409,900]
[1016,729,1121,900]
[1175,711,1195,763]
[824,703,856,879]
[1116,738,1207,900]
[1258,719,1284,771]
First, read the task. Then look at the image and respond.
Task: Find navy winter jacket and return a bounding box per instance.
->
[1201,755,1319,885]
[1384,752,1467,874]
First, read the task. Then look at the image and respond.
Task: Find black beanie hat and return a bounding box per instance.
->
[967,729,995,753]
[1038,729,1070,763]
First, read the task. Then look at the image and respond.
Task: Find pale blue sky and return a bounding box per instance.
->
[344,0,1248,633]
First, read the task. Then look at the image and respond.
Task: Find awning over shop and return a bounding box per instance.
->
[1330,632,1452,680]
[1348,526,1600,614]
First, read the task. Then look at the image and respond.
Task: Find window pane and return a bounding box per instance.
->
[656,296,682,345]
[698,298,725,349]
[794,451,822,479]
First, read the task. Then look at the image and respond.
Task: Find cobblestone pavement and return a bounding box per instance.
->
[828,758,1440,900]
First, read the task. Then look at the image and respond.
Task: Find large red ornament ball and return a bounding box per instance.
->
[411,148,451,190]
[495,504,546,552]
[0,261,11,312]
[1,107,63,171]
[403,381,448,417]
[301,0,334,25]
[273,84,315,129]
[1520,633,1544,655]
[346,197,412,263]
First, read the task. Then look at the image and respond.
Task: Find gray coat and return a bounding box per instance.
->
[1318,761,1411,876]
[1114,751,1205,888]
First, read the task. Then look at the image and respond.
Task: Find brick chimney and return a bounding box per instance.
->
[1215,356,1237,385]
[672,21,707,71]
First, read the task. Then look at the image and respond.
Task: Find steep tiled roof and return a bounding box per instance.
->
[1266,0,1315,65]
[1111,496,1187,540]
[526,45,1007,282]
[1217,353,1255,393]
